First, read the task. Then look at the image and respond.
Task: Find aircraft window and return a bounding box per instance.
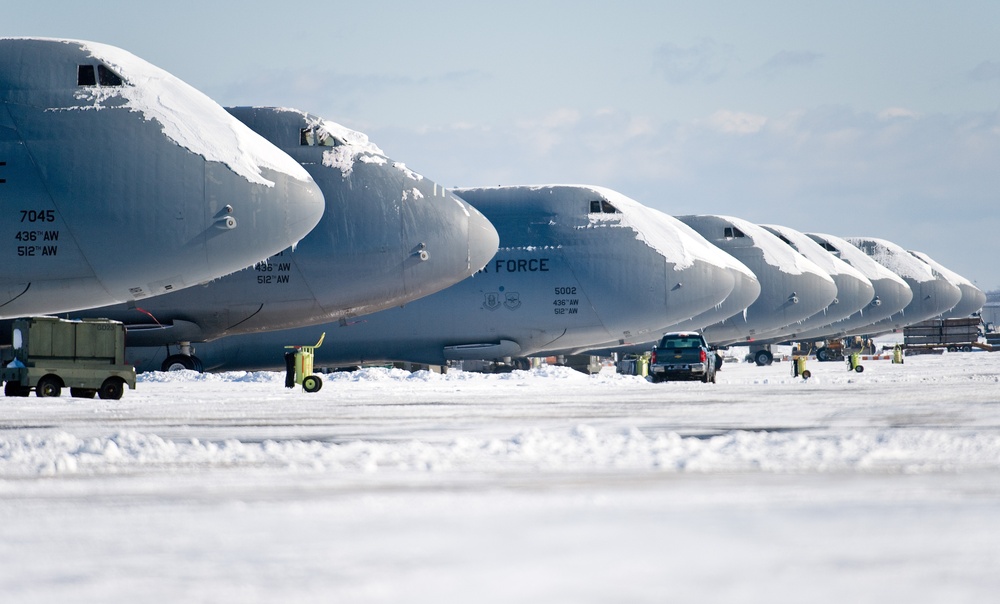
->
[300,127,342,147]
[77,65,97,86]
[589,200,620,214]
[820,241,839,252]
[98,65,124,86]
[724,227,745,238]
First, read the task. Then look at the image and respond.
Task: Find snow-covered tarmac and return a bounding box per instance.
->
[2,349,999,602]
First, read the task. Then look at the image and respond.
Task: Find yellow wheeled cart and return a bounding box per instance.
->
[284,333,325,393]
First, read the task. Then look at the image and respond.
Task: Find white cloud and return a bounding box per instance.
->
[878,107,921,120]
[653,38,734,84]
[703,110,768,135]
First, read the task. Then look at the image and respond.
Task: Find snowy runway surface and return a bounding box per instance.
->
[2,352,999,602]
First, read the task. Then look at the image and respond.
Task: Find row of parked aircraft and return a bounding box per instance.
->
[1,38,986,376]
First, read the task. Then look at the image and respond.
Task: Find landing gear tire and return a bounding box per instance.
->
[302,375,323,393]
[753,350,773,366]
[99,377,125,400]
[35,375,62,398]
[162,354,204,372]
[70,388,97,399]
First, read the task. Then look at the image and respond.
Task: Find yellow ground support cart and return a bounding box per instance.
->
[284,333,325,393]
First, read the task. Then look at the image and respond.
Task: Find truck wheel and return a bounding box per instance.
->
[36,375,62,398]
[70,388,97,399]
[701,371,710,383]
[816,348,829,362]
[650,374,663,384]
[99,378,125,400]
[753,350,773,366]
[302,375,323,393]
[162,354,202,372]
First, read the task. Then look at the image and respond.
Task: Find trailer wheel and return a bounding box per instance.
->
[753,350,773,366]
[70,388,97,399]
[854,365,864,373]
[99,377,125,400]
[36,375,62,398]
[302,375,323,393]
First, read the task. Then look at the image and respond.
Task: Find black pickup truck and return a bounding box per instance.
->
[649,332,716,383]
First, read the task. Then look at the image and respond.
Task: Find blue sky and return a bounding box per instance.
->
[8,1,1000,289]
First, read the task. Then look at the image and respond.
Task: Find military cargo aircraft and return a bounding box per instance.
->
[757,224,875,339]
[675,215,838,358]
[907,250,985,319]
[0,38,324,318]
[122,185,742,372]
[842,237,962,334]
[799,233,913,341]
[64,108,499,371]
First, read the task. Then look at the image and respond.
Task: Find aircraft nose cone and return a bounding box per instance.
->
[875,277,914,316]
[280,173,326,242]
[398,187,499,301]
[211,168,324,276]
[466,201,500,272]
[823,274,876,325]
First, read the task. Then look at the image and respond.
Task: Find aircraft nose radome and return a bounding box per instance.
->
[877,278,914,315]
[465,202,500,272]
[831,274,877,320]
[279,172,326,241]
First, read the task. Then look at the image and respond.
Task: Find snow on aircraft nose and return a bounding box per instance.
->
[803,232,913,338]
[846,237,962,331]
[677,215,837,346]
[760,224,875,339]
[452,184,742,348]
[0,38,324,318]
[226,107,498,313]
[664,221,761,333]
[907,250,985,319]
[579,187,741,329]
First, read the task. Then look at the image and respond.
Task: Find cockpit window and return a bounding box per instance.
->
[300,127,342,147]
[776,233,792,245]
[724,226,745,238]
[78,64,124,87]
[819,241,839,253]
[98,65,123,86]
[77,65,96,86]
[589,199,620,214]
